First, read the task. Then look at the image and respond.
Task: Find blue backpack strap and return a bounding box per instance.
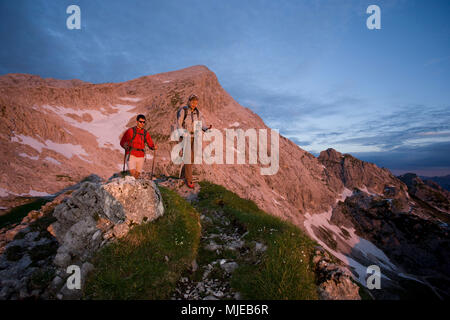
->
[180,106,188,127]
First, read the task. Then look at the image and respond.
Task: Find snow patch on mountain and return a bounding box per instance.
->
[25,190,54,197]
[118,97,142,102]
[360,186,378,196]
[304,187,398,285]
[44,157,61,165]
[40,104,136,152]
[338,187,353,202]
[0,187,53,198]
[11,134,89,159]
[0,188,10,197]
[272,198,281,206]
[18,153,39,160]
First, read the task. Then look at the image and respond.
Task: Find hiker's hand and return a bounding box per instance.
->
[153,145,158,150]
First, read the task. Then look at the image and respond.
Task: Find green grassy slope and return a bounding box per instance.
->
[196,181,318,300]
[83,186,201,299]
[83,181,319,300]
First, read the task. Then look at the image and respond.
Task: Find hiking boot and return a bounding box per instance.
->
[187,181,195,189]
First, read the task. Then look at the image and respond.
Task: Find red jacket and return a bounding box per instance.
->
[120,127,155,158]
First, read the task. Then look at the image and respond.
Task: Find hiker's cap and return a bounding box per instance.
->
[188,94,199,101]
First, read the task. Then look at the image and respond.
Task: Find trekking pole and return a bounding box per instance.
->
[122,149,128,173]
[178,135,185,179]
[150,147,157,180]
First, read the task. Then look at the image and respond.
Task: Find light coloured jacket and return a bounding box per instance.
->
[176,106,209,133]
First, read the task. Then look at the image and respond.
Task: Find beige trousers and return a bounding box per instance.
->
[183,137,195,183]
[127,155,145,173]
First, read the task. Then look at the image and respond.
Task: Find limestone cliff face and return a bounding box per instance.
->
[318,148,408,198]
[314,148,450,299]
[398,173,450,215]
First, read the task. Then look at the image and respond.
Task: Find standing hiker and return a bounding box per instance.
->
[176,94,212,188]
[120,114,157,179]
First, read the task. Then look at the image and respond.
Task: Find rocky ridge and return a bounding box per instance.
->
[0,174,163,300]
[398,172,450,216]
[312,149,450,299]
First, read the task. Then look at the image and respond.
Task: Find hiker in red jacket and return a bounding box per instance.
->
[120,114,157,179]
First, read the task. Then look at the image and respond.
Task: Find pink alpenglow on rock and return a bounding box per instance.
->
[51,175,164,269]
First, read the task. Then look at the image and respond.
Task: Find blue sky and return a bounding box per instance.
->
[1,0,449,176]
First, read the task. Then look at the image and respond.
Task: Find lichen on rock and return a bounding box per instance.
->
[0,174,164,300]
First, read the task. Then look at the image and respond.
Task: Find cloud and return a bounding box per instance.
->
[234,85,450,176]
[288,137,313,147]
[230,83,366,126]
[330,104,450,149]
[349,141,450,176]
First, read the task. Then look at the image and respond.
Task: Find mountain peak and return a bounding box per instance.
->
[397,172,421,187]
[167,64,212,75]
[318,148,343,162]
[129,65,215,84]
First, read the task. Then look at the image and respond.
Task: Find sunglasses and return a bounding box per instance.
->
[138,120,146,123]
